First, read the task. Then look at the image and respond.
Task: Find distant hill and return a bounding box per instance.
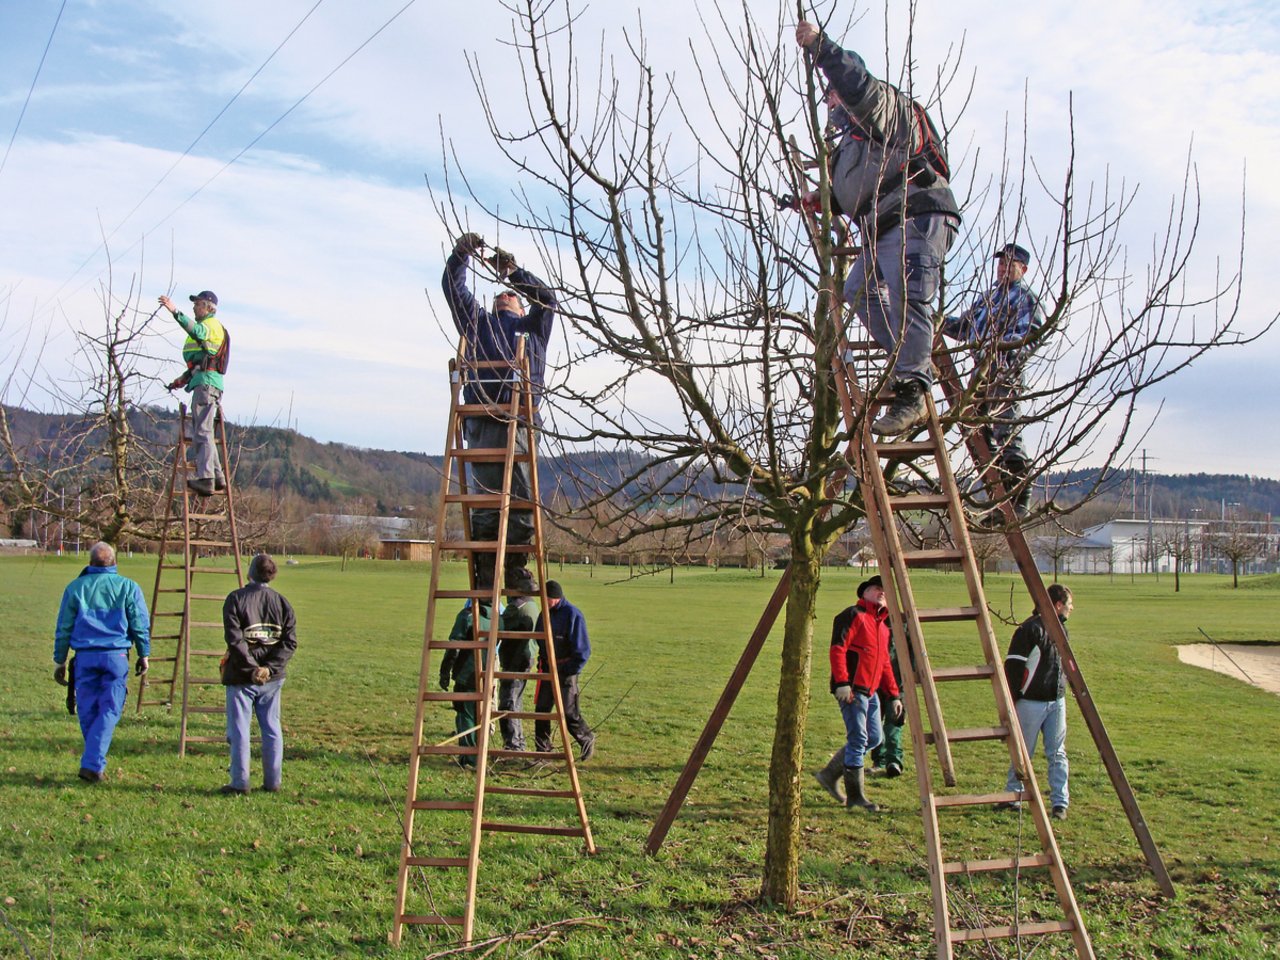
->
[4,403,1278,516]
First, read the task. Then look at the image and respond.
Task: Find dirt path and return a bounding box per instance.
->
[1176,643,1280,696]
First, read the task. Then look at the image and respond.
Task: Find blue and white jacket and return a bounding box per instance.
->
[54,565,150,664]
[943,280,1044,370]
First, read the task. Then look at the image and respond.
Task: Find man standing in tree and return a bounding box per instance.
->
[159,290,227,497]
[942,243,1045,524]
[795,21,961,436]
[533,581,595,762]
[819,575,903,812]
[53,541,150,783]
[442,234,556,591]
[220,554,297,794]
[996,583,1073,820]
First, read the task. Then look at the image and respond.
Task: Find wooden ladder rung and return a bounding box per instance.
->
[932,664,995,681]
[428,639,491,650]
[187,539,232,548]
[188,513,227,521]
[409,800,474,811]
[151,633,182,641]
[447,448,532,463]
[886,492,951,510]
[190,648,225,657]
[444,493,536,508]
[187,677,222,685]
[437,541,536,553]
[455,402,516,416]
[398,912,466,925]
[916,606,982,623]
[138,699,173,707]
[926,726,1008,744]
[903,548,966,567]
[147,657,179,665]
[934,791,1022,809]
[493,671,552,681]
[485,786,577,799]
[417,745,480,756]
[488,748,558,760]
[950,920,1075,943]
[481,822,587,837]
[943,853,1053,875]
[875,440,937,458]
[421,692,486,703]
[188,593,226,602]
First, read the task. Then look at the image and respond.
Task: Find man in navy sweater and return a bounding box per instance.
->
[533,581,595,762]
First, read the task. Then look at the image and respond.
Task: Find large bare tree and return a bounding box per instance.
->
[437,0,1269,907]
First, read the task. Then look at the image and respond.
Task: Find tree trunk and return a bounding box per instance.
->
[760,544,820,907]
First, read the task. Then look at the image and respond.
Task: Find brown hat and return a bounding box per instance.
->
[856,575,883,598]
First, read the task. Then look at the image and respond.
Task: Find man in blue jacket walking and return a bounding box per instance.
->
[53,542,150,783]
[533,581,595,762]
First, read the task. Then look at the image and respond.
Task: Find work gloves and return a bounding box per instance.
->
[252,666,271,685]
[54,664,67,686]
[888,697,904,723]
[438,662,452,691]
[834,684,854,704]
[485,247,517,277]
[454,232,485,257]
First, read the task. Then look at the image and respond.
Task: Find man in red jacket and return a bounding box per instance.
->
[817,575,904,811]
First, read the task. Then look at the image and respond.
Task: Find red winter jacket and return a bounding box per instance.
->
[829,599,900,698]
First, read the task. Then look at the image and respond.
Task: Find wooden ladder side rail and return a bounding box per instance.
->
[459,344,525,945]
[176,412,198,757]
[520,356,596,856]
[138,405,188,713]
[215,404,246,586]
[391,359,467,948]
[933,343,1175,897]
[838,371,958,787]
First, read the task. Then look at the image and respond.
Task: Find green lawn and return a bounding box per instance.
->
[1,554,1277,958]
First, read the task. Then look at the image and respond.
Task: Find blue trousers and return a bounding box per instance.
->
[1005,696,1069,809]
[73,649,131,774]
[225,679,285,790]
[839,691,883,770]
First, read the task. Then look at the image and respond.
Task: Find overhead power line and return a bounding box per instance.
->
[0,0,69,180]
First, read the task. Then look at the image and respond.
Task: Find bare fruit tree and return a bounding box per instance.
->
[436,0,1270,908]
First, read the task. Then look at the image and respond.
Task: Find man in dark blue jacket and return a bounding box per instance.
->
[53,541,150,783]
[443,232,556,592]
[533,581,595,762]
[795,21,960,436]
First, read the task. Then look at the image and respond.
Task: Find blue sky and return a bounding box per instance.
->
[1,0,1278,478]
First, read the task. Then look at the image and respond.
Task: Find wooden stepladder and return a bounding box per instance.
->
[136,402,244,756]
[836,341,1094,958]
[391,340,595,946]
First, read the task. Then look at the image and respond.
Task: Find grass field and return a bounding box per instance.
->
[1,553,1278,958]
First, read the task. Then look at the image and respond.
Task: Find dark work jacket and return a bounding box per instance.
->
[812,34,959,238]
[1004,613,1067,702]
[442,252,556,407]
[534,598,591,677]
[221,582,298,685]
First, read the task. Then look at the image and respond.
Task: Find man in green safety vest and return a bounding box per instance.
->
[159,290,228,496]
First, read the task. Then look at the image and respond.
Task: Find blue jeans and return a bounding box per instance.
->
[839,691,883,770]
[73,649,131,773]
[1005,697,1069,808]
[225,678,285,790]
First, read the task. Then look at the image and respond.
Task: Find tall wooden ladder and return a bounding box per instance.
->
[835,339,1094,958]
[136,402,245,757]
[391,340,595,946]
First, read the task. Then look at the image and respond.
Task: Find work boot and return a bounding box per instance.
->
[885,761,903,779]
[872,380,928,436]
[187,477,215,497]
[813,750,846,804]
[214,476,227,492]
[842,767,879,813]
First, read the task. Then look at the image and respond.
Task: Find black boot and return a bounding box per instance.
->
[872,379,928,436]
[1006,460,1033,518]
[843,767,879,812]
[813,750,846,804]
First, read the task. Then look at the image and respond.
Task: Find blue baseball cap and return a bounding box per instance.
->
[993,244,1031,265]
[189,290,218,305]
